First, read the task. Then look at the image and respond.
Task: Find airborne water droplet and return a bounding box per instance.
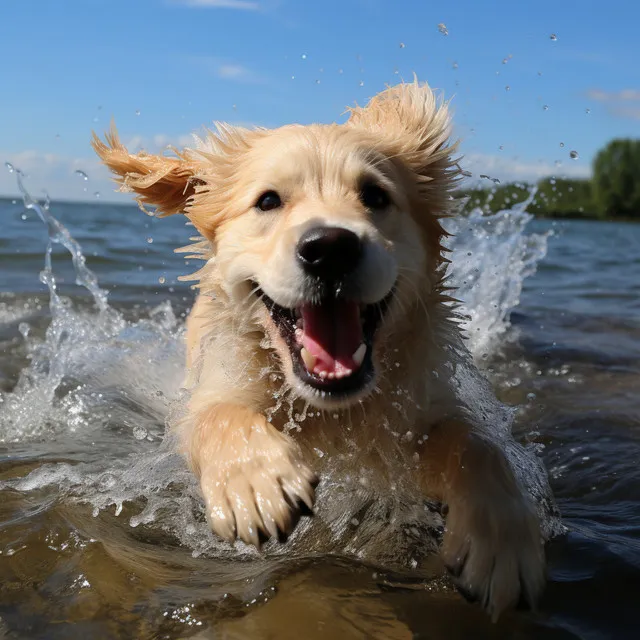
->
[550,33,557,41]
[359,80,364,87]
[543,104,549,111]
[585,108,591,114]
[147,237,154,244]
[5,162,15,173]
[437,23,448,35]
[74,169,89,181]
[158,276,166,284]
[135,109,141,116]
[399,42,405,48]
[559,142,565,148]
[505,85,510,91]
[301,53,307,60]
[569,150,579,160]
[315,79,321,84]
[133,426,148,440]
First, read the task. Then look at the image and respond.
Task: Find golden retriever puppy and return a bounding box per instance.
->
[93,81,546,620]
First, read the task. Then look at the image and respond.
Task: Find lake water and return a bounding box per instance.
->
[0,187,639,639]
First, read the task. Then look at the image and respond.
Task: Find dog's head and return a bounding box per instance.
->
[94,82,460,408]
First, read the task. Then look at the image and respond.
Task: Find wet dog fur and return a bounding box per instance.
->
[93,81,546,620]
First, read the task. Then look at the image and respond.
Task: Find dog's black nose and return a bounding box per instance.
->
[296,226,363,280]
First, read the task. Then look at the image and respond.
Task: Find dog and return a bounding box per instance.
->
[93,80,546,620]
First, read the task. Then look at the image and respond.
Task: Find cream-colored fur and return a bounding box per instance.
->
[93,81,545,620]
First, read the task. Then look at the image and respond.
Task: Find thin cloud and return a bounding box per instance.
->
[169,0,259,10]
[587,88,640,102]
[462,152,590,183]
[185,55,266,84]
[586,88,640,120]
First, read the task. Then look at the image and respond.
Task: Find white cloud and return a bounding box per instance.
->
[586,88,640,120]
[587,88,640,103]
[1,149,126,203]
[169,0,259,9]
[461,152,590,184]
[185,55,265,84]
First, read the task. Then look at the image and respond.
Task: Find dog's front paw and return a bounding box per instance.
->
[199,425,317,548]
[442,487,545,621]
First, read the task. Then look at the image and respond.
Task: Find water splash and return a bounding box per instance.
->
[445,188,550,357]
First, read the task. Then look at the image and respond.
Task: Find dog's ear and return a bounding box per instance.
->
[346,80,460,214]
[92,125,201,216]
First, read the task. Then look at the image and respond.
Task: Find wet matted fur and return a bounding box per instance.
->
[94,81,549,620]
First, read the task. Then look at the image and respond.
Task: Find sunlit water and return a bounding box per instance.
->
[0,175,639,638]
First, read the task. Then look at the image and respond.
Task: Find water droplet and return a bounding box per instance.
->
[359,80,364,87]
[437,23,448,35]
[291,75,295,80]
[569,150,579,160]
[133,426,148,440]
[158,276,166,284]
[505,85,510,91]
[461,170,472,177]
[452,61,459,70]
[315,79,321,84]
[74,169,89,181]
[543,104,549,111]
[135,109,141,116]
[399,42,405,48]
[301,53,307,60]
[499,145,504,151]
[393,67,399,74]
[147,237,154,244]
[585,108,591,114]
[94,191,101,199]
[550,33,557,41]
[559,142,565,148]
[338,68,343,74]
[5,162,15,173]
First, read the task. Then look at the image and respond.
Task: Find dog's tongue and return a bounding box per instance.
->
[300,300,363,376]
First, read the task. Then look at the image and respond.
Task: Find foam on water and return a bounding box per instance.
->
[0,169,561,568]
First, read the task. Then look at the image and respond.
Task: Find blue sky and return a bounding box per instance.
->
[1,0,639,202]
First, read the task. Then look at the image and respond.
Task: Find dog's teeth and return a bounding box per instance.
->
[295,328,304,343]
[318,371,327,379]
[300,347,316,371]
[352,343,367,367]
[327,372,335,380]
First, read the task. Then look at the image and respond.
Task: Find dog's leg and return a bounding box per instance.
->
[183,403,317,547]
[419,419,545,621]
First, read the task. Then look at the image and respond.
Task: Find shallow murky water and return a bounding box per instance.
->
[1,177,639,638]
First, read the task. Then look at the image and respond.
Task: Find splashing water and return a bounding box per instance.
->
[445,187,549,356]
[0,170,560,569]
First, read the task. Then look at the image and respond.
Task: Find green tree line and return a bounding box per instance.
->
[458,139,640,220]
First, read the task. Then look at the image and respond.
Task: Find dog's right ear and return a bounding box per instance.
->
[92,125,201,216]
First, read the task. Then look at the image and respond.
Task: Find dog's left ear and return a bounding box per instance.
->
[346,80,460,214]
[92,125,201,216]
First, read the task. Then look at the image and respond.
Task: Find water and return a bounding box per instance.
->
[0,181,639,638]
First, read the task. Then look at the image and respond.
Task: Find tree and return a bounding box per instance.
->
[592,139,640,218]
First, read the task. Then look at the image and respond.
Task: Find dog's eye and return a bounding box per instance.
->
[255,191,282,212]
[360,182,391,210]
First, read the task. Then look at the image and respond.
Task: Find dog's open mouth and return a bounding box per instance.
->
[256,287,393,397]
